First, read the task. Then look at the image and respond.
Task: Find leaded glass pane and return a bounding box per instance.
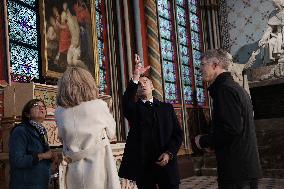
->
[98,39,104,67]
[176,0,185,6]
[180,51,190,65]
[193,50,201,67]
[8,1,37,47]
[183,86,193,103]
[177,6,186,26]
[189,13,200,32]
[178,26,188,45]
[181,65,192,85]
[180,44,190,60]
[191,31,201,50]
[99,68,107,94]
[96,11,103,39]
[165,82,178,103]
[18,0,36,7]
[161,39,174,61]
[189,0,198,13]
[95,0,102,10]
[163,61,176,82]
[194,68,203,86]
[157,0,171,19]
[158,17,172,39]
[10,43,39,82]
[196,87,205,105]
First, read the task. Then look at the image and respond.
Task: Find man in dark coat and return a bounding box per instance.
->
[195,49,262,189]
[119,54,183,189]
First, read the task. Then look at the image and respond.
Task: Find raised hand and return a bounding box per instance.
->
[133,54,150,81]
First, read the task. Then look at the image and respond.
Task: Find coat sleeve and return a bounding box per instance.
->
[166,104,184,156]
[9,126,38,168]
[101,100,117,140]
[122,80,139,122]
[199,86,243,149]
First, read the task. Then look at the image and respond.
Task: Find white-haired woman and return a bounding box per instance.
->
[55,64,121,189]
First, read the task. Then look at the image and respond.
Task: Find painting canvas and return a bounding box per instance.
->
[40,0,97,78]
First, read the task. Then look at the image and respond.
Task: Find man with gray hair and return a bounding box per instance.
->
[194,49,262,189]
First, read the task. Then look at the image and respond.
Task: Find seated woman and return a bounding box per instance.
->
[9,99,55,189]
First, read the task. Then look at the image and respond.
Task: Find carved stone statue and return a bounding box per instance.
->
[228,49,260,95]
[258,0,284,64]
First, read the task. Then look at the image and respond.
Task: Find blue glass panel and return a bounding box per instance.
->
[161,39,174,61]
[191,31,201,50]
[95,0,102,10]
[183,85,193,103]
[178,26,188,45]
[157,0,171,19]
[194,68,203,86]
[165,82,178,102]
[10,43,39,82]
[193,50,201,67]
[96,10,103,38]
[98,39,104,67]
[189,12,200,32]
[18,0,36,7]
[189,0,198,13]
[179,44,190,59]
[177,6,186,26]
[181,65,192,85]
[158,17,172,39]
[163,60,176,82]
[8,1,37,46]
[180,52,190,65]
[196,87,205,106]
[99,68,107,94]
[176,0,185,6]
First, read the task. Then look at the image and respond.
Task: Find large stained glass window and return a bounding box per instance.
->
[95,0,111,95]
[7,0,40,82]
[157,0,181,104]
[157,0,207,107]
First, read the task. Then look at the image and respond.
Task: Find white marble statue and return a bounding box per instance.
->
[228,49,260,95]
[258,0,284,64]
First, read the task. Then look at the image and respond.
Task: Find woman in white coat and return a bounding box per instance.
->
[55,64,121,189]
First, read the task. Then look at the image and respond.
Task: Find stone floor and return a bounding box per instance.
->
[180,176,284,189]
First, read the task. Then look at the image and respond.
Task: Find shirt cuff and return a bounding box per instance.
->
[131,78,139,84]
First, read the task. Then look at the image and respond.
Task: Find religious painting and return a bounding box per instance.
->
[40,0,98,78]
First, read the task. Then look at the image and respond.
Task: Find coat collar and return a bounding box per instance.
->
[138,97,161,107]
[208,72,233,96]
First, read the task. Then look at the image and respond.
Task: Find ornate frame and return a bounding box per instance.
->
[40,0,99,82]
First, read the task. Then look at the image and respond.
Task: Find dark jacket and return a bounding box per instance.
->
[9,122,51,189]
[118,80,183,185]
[199,72,262,182]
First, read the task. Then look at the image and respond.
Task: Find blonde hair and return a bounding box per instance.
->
[56,64,98,108]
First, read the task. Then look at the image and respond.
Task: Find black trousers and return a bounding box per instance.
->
[136,164,179,189]
[218,179,258,189]
[136,181,179,189]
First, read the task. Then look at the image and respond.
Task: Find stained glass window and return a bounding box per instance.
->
[96,0,110,95]
[7,0,40,82]
[158,0,180,104]
[10,43,39,82]
[158,0,207,106]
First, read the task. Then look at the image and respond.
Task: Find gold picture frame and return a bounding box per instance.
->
[40,0,99,82]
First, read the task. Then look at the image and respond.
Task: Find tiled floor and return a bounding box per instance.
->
[180,176,284,189]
